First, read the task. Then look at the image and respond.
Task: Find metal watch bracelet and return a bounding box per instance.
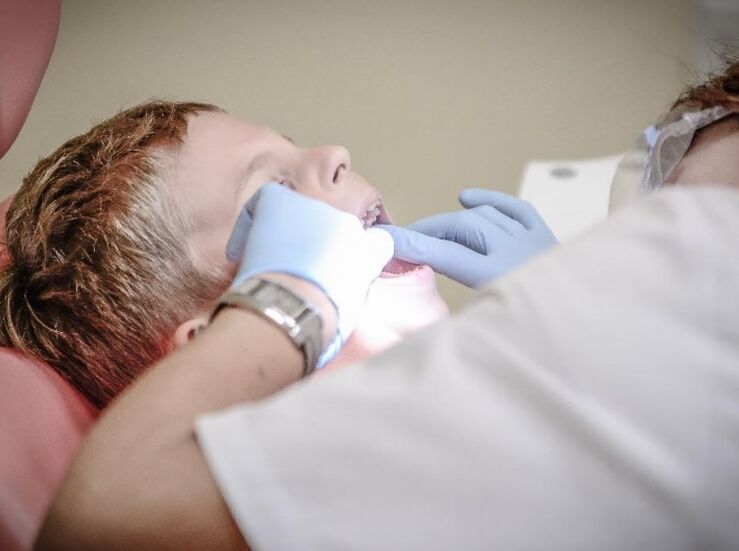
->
[209,278,324,377]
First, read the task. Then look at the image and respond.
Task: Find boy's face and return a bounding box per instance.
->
[169,111,386,278]
[665,117,739,190]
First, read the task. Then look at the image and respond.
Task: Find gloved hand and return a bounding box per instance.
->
[226,183,394,367]
[378,188,557,288]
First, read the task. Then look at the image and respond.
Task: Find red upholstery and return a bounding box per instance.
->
[0,350,95,550]
[1,4,80,543]
[0,194,96,551]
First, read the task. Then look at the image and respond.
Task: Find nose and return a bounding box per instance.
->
[298,145,352,192]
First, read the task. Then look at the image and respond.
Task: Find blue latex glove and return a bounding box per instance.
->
[226,183,394,367]
[378,188,557,288]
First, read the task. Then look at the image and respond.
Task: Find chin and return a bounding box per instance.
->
[321,265,449,373]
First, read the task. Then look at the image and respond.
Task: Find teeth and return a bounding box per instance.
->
[361,200,382,229]
[363,210,379,228]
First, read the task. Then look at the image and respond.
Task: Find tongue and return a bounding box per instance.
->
[381,257,422,277]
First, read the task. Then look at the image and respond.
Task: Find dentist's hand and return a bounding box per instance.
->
[226,183,394,367]
[379,189,557,288]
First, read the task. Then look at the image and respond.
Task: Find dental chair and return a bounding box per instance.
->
[0,3,97,550]
[0,194,96,551]
[518,155,621,241]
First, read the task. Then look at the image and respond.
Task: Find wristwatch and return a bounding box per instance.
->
[210,278,324,377]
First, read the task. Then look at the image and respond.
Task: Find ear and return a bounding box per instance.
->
[172,315,209,349]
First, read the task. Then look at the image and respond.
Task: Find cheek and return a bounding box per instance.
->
[188,211,236,278]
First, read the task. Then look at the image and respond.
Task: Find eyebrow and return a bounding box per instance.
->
[239,152,272,189]
[238,133,294,190]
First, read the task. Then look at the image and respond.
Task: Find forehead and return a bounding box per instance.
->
[172,111,287,189]
[183,111,276,149]
[690,114,739,151]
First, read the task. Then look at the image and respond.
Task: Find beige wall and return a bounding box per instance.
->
[0,0,693,308]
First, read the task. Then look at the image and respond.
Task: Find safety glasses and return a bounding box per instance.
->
[609,105,734,210]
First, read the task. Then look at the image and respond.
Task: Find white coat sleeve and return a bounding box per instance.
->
[196,185,739,551]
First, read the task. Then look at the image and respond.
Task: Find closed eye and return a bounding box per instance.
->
[239,153,271,189]
[277,179,296,191]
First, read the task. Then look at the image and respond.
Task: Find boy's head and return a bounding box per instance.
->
[0,102,227,408]
[0,101,384,408]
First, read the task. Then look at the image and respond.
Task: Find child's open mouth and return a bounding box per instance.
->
[358,198,423,278]
[380,257,423,278]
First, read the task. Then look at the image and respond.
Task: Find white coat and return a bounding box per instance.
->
[197,185,739,551]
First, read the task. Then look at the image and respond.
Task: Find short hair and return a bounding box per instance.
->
[0,101,229,409]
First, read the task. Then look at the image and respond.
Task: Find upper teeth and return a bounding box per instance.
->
[362,201,382,228]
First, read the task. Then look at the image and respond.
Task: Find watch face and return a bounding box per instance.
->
[263,285,304,317]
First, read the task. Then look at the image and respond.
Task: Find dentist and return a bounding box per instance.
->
[38,174,739,550]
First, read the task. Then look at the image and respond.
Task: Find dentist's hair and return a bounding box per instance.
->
[0,101,229,409]
[667,59,739,184]
[671,58,739,112]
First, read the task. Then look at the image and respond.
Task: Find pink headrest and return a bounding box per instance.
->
[0,348,95,550]
[0,193,95,550]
